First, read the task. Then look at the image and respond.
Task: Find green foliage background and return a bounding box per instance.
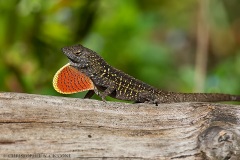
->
[0,0,239,100]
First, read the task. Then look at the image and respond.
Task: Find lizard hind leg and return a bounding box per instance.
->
[138,91,159,106]
[144,99,159,106]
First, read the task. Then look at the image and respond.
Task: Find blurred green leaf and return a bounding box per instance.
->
[0,0,239,100]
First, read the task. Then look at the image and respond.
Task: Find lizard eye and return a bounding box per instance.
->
[75,51,81,55]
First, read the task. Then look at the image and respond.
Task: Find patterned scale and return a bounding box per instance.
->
[53,63,94,94]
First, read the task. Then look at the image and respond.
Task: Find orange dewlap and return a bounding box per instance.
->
[53,63,94,94]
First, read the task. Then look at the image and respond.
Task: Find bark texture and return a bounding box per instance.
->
[0,92,239,159]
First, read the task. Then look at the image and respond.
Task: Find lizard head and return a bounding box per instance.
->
[62,44,100,68]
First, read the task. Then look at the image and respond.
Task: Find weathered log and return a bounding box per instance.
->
[0,92,239,159]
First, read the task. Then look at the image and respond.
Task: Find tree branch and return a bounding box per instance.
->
[0,92,239,159]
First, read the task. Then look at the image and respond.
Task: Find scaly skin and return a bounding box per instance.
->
[62,44,240,105]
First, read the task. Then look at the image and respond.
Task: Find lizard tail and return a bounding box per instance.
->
[167,93,240,103]
[231,95,240,101]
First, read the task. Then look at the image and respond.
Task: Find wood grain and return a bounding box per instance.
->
[0,92,239,159]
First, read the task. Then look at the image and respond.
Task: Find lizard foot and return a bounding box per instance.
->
[144,100,159,106]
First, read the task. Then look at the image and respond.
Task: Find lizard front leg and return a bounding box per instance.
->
[84,90,95,99]
[93,85,116,102]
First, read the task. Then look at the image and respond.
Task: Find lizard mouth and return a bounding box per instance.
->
[62,47,79,64]
[63,51,79,64]
[67,57,78,64]
[66,56,81,68]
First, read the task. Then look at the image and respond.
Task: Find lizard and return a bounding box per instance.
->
[54,44,240,105]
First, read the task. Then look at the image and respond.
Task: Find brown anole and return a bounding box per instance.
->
[53,44,240,105]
